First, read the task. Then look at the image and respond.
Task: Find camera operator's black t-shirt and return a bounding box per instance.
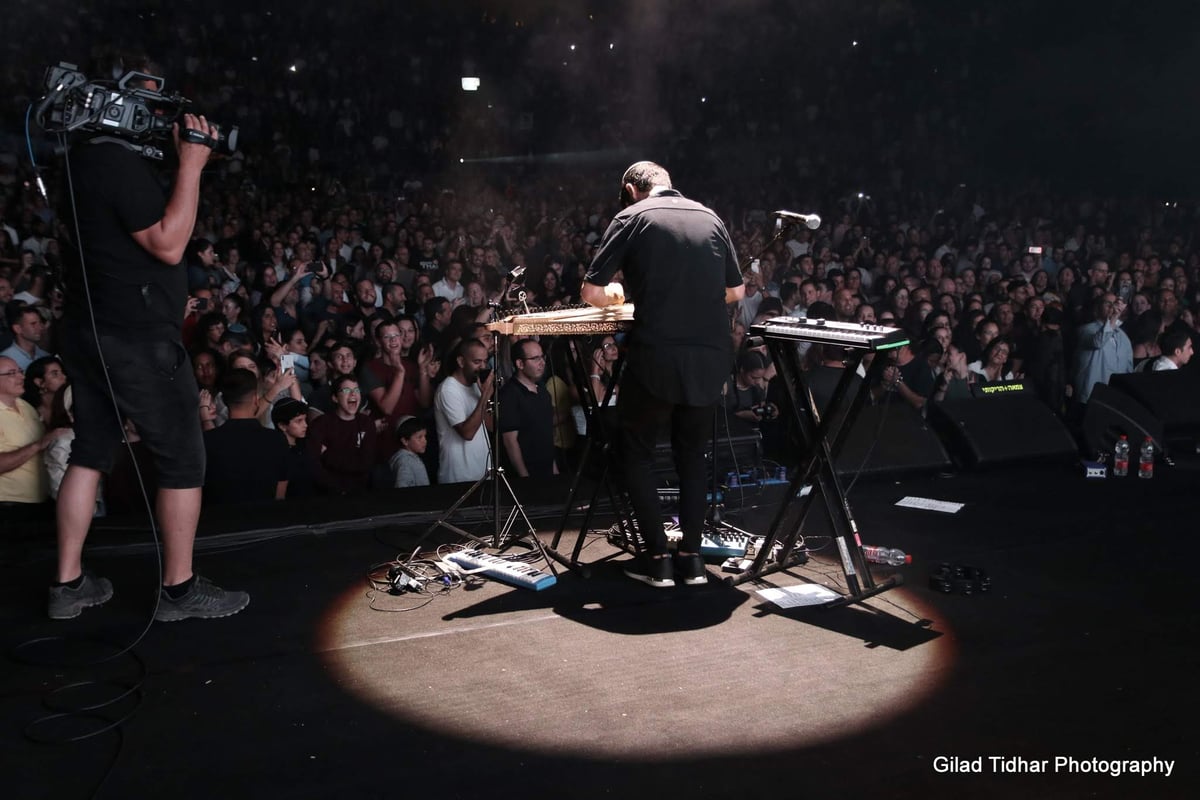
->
[62,140,185,337]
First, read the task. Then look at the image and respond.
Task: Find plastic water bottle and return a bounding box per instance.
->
[1112,435,1130,477]
[1138,437,1155,479]
[862,545,912,566]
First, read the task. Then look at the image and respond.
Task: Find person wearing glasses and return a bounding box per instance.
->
[0,356,68,512]
[360,319,436,456]
[582,161,745,588]
[499,339,557,479]
[306,374,377,494]
[588,336,621,406]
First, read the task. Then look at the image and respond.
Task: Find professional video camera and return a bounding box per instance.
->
[35,62,238,160]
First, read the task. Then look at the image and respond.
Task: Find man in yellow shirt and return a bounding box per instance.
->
[0,356,66,508]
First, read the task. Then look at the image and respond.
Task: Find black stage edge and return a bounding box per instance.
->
[2,464,1197,800]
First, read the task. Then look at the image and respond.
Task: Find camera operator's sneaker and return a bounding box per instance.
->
[674,553,709,586]
[623,556,675,588]
[154,575,249,622]
[48,572,114,620]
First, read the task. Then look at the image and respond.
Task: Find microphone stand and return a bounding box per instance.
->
[704,223,798,547]
[407,304,557,576]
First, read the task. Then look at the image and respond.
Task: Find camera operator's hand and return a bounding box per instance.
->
[173,113,218,172]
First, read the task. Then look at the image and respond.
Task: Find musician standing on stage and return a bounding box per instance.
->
[581,161,745,587]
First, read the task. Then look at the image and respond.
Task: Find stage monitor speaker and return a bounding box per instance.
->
[1109,370,1200,441]
[653,419,762,481]
[1082,382,1167,458]
[831,402,953,478]
[928,395,1078,468]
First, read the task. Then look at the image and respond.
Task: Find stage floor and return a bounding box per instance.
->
[2,465,1195,799]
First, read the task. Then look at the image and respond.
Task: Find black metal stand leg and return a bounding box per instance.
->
[406,326,557,581]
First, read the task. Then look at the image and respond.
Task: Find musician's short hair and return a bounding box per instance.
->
[621,161,672,192]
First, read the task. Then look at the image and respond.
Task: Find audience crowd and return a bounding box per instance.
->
[3,4,1200,517]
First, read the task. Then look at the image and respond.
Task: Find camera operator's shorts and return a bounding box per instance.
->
[63,327,205,489]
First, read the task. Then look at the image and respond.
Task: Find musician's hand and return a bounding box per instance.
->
[603,282,625,306]
[480,369,496,399]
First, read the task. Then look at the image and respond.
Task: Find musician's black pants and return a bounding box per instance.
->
[617,372,715,557]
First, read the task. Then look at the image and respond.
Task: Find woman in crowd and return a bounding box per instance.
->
[886,285,910,320]
[535,265,566,308]
[22,355,68,426]
[251,262,280,307]
[195,311,226,353]
[588,335,620,406]
[1053,265,1077,306]
[221,293,250,333]
[251,304,281,355]
[192,348,223,394]
[304,347,330,403]
[968,337,1016,383]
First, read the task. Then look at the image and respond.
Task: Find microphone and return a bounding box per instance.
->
[773,210,822,230]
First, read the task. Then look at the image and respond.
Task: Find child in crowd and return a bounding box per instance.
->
[390,416,430,488]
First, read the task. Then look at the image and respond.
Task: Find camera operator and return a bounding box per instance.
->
[49,55,248,622]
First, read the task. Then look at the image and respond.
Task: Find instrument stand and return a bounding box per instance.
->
[698,403,750,544]
[730,334,902,608]
[407,328,558,578]
[547,339,639,576]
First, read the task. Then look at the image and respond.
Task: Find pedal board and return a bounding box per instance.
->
[928,562,991,595]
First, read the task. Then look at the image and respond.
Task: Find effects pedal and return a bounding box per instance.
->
[929,562,991,595]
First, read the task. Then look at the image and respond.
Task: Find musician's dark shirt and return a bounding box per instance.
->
[585,189,741,405]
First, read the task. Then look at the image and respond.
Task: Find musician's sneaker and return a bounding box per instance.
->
[623,556,675,588]
[674,553,708,586]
